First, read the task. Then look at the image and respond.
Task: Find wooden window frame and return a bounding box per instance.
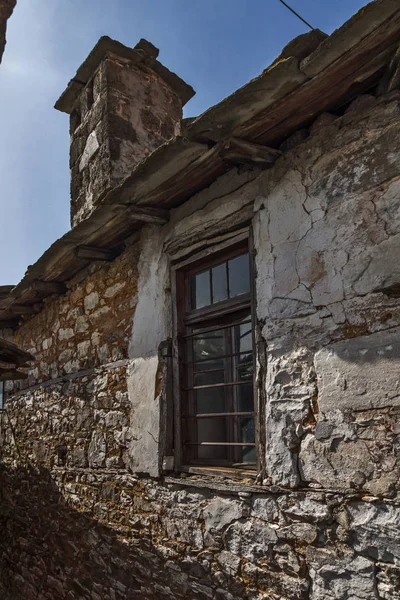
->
[171,237,260,478]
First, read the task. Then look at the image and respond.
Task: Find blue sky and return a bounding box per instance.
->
[0,0,368,285]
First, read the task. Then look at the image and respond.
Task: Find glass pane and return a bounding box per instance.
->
[194,357,225,371]
[239,416,255,444]
[196,387,225,414]
[212,263,228,304]
[197,417,227,460]
[194,370,224,387]
[235,321,252,354]
[236,364,253,383]
[190,270,211,309]
[197,416,227,442]
[228,254,250,298]
[236,383,254,412]
[240,445,257,466]
[193,330,225,363]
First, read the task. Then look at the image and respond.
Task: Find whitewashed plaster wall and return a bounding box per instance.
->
[253,94,400,492]
[128,93,400,495]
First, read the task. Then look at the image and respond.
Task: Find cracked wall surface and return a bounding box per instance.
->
[1,93,400,599]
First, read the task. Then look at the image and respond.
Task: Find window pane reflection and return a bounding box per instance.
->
[236,383,254,413]
[197,417,227,460]
[212,263,228,303]
[194,370,224,388]
[196,387,225,414]
[191,270,210,309]
[228,254,250,297]
[240,445,257,465]
[193,330,224,362]
[189,252,250,310]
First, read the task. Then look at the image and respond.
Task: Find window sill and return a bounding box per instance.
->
[180,465,256,480]
[164,467,269,496]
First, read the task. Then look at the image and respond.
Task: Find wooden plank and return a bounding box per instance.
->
[126,207,170,225]
[0,338,34,364]
[0,360,16,370]
[179,466,257,479]
[102,137,208,206]
[74,245,124,261]
[220,137,282,166]
[0,370,28,382]
[29,280,67,295]
[184,442,256,447]
[0,319,19,330]
[9,304,38,316]
[0,285,14,297]
[137,144,228,208]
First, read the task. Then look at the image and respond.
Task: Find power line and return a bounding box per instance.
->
[279,0,315,31]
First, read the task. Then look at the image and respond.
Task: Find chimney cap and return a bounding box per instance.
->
[55,35,195,114]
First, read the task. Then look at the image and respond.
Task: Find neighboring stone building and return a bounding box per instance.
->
[1,1,400,598]
[0,0,16,63]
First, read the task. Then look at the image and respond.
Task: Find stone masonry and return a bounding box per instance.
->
[58,37,194,227]
[1,4,400,599]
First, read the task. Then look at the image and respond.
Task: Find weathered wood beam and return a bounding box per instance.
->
[220,137,282,166]
[0,319,18,330]
[0,370,28,382]
[0,285,14,297]
[9,304,38,316]
[138,144,227,209]
[74,245,124,261]
[29,280,67,295]
[0,360,16,370]
[126,206,170,225]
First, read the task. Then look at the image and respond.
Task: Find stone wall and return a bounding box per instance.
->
[13,235,139,382]
[69,50,184,227]
[2,466,398,600]
[1,93,400,599]
[2,236,139,472]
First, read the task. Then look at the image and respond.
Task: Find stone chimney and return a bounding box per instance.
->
[55,37,195,227]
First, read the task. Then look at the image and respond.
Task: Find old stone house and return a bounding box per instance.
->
[1,1,400,598]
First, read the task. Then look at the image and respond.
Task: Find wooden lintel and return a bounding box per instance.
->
[74,245,124,261]
[220,137,282,166]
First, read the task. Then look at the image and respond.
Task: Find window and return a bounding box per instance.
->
[175,242,257,472]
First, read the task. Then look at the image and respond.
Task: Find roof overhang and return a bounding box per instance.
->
[2,0,400,327]
[0,337,34,382]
